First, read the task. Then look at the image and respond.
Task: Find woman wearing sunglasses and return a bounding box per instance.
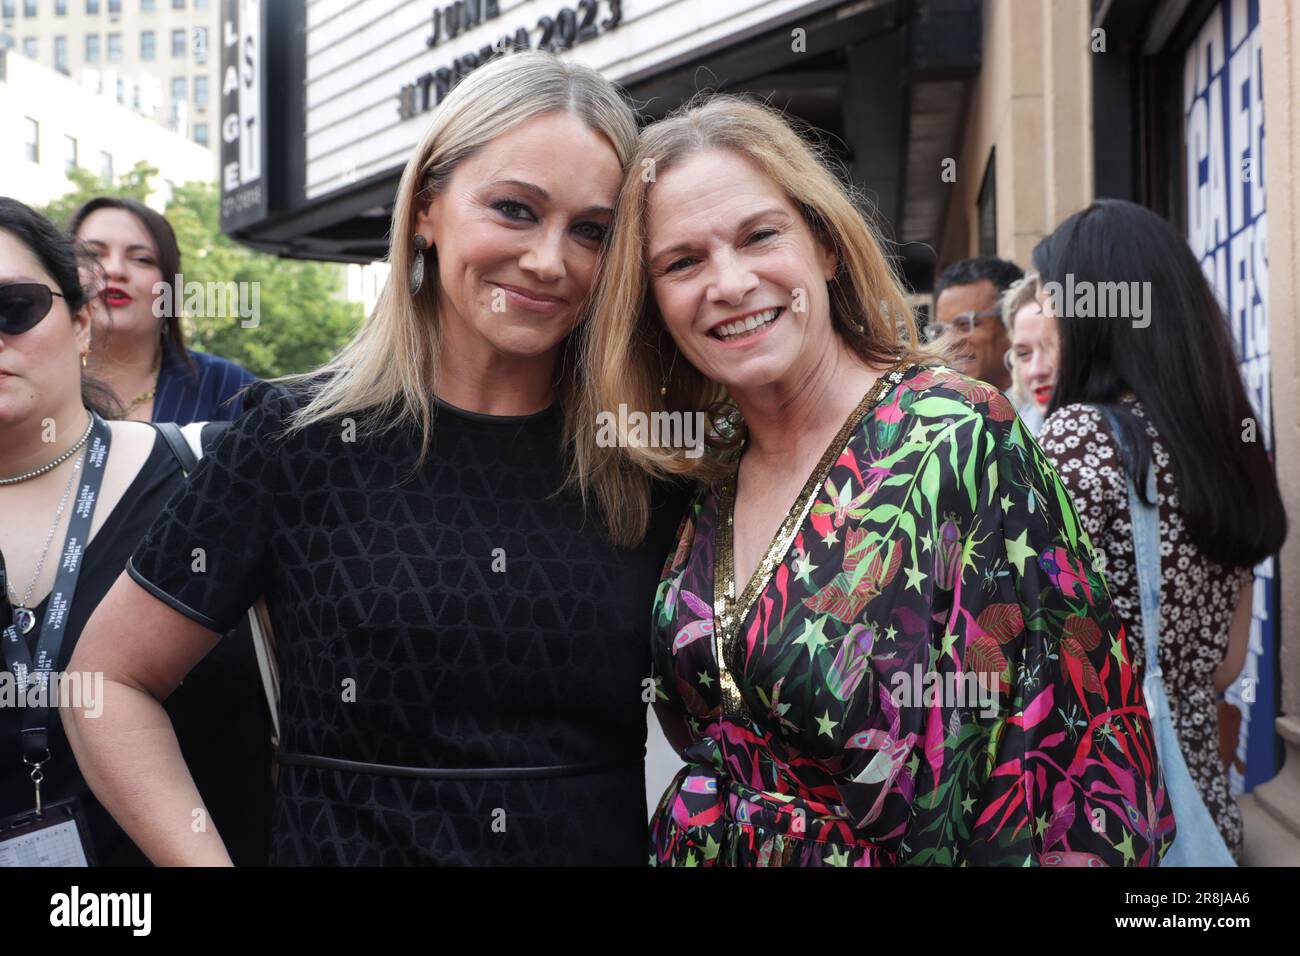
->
[0,197,271,866]
[68,197,258,425]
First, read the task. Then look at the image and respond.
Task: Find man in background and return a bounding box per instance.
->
[930,256,1025,391]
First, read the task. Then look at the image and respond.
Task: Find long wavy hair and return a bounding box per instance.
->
[1034,198,1286,568]
[571,94,948,547]
[281,52,638,473]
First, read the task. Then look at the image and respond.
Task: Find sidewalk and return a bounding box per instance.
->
[1239,792,1300,866]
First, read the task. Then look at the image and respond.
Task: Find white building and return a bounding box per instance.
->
[344,260,389,318]
[0,0,221,161]
[0,46,213,210]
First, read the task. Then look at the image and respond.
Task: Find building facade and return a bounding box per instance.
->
[1,45,214,208]
[219,0,1297,860]
[940,0,1299,865]
[0,0,221,161]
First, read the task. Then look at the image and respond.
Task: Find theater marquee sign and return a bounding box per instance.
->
[219,0,267,231]
[398,0,624,120]
[304,0,840,201]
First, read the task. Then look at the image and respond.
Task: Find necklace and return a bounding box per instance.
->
[109,346,163,419]
[5,444,87,636]
[712,360,912,716]
[121,385,157,417]
[120,349,162,418]
[0,413,93,486]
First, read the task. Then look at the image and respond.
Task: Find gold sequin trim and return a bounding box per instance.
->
[712,360,913,718]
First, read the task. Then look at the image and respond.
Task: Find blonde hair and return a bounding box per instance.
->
[1000,272,1042,410]
[281,52,638,470]
[571,93,948,547]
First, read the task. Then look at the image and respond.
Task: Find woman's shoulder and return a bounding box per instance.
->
[95,420,185,538]
[198,379,314,463]
[1041,401,1109,436]
[1037,402,1129,507]
[105,419,176,480]
[185,347,257,384]
[222,374,389,469]
[1039,402,1130,463]
[106,418,161,444]
[226,378,300,424]
[892,363,1017,428]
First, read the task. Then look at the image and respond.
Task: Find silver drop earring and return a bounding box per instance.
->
[409,234,429,296]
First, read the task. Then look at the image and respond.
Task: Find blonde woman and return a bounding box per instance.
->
[576,95,1173,866]
[1000,273,1058,435]
[62,52,685,866]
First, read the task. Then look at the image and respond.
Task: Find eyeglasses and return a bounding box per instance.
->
[922,308,1002,342]
[0,283,65,336]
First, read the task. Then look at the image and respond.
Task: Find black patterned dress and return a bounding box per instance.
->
[130,381,683,865]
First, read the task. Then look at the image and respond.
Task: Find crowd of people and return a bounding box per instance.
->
[927,207,1286,863]
[0,49,1286,868]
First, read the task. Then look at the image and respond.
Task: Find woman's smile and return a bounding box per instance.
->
[707,306,784,345]
[488,280,568,315]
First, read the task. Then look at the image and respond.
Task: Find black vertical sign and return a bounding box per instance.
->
[220,0,268,231]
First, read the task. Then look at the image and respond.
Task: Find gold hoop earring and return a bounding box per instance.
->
[80,352,88,369]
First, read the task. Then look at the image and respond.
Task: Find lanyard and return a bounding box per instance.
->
[1,413,111,811]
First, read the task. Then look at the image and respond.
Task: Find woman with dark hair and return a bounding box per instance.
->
[0,196,272,866]
[68,197,257,424]
[1035,197,1287,864]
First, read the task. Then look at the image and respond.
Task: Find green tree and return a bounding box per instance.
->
[38,163,154,226]
[37,162,363,379]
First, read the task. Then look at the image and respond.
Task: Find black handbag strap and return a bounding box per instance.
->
[153,421,197,474]
[153,421,230,476]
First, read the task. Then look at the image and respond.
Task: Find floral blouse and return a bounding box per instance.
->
[1039,396,1252,860]
[649,363,1174,866]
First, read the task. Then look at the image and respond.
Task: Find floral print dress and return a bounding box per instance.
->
[649,363,1174,866]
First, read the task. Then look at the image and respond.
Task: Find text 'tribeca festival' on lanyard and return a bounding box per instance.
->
[1,413,111,814]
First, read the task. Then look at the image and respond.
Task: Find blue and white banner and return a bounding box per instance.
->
[1183,0,1276,791]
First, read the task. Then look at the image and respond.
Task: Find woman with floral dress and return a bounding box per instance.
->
[573,95,1174,866]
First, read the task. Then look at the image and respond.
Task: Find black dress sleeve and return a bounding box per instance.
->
[128,381,294,634]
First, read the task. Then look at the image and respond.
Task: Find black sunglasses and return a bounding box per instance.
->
[0,283,65,336]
